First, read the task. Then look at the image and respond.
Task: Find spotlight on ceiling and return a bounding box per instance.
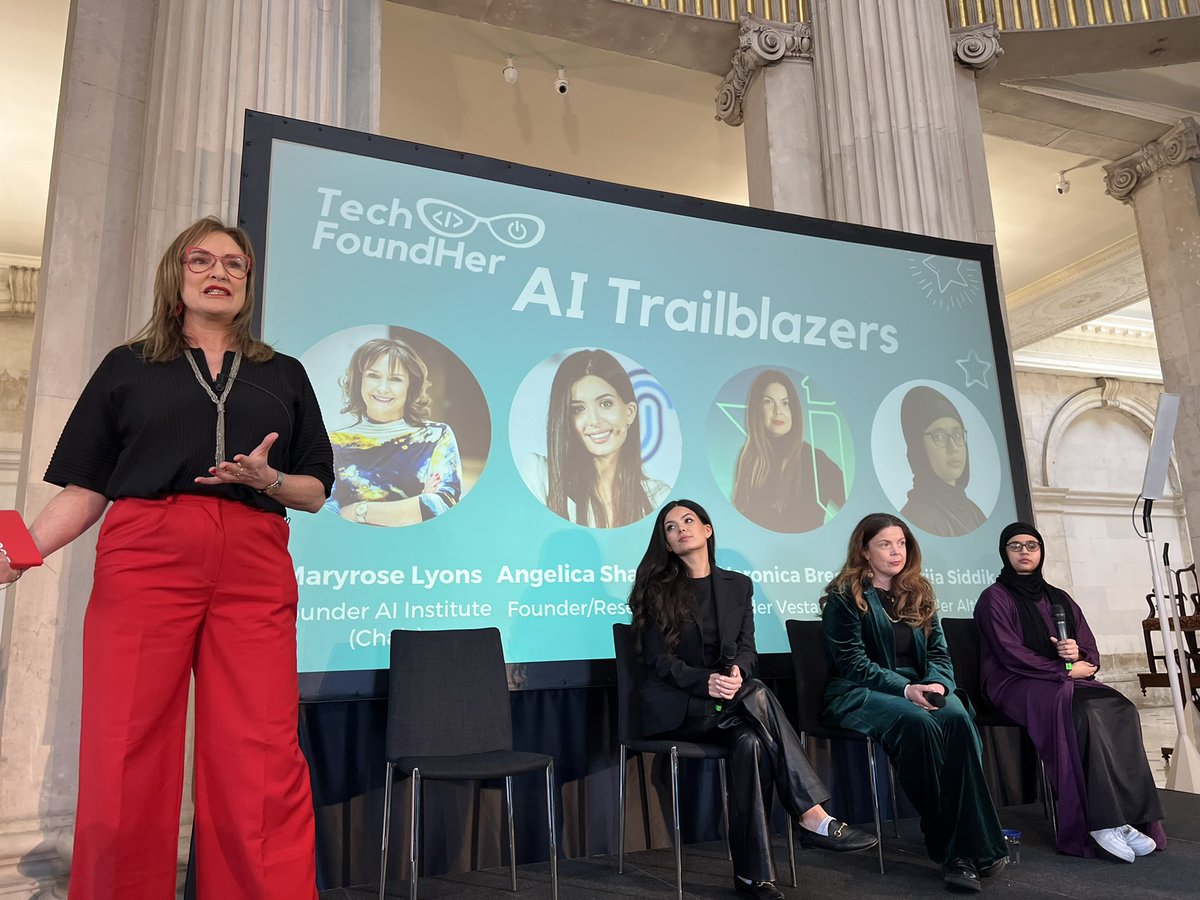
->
[502,54,518,86]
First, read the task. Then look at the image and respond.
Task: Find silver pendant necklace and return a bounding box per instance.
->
[184,348,243,468]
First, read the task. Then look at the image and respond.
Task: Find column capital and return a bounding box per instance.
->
[1104,117,1200,203]
[716,13,813,127]
[950,22,1004,72]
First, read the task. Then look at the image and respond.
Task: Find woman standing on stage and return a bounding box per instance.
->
[629,499,877,900]
[731,369,844,533]
[821,512,1006,892]
[0,217,332,899]
[975,522,1165,861]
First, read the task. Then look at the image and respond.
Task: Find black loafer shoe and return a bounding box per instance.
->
[733,878,786,900]
[796,819,879,852]
[942,857,981,893]
[977,856,1007,879]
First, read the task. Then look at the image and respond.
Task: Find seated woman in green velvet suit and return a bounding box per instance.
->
[820,512,1007,893]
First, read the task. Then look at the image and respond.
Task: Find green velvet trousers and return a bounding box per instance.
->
[835,685,1007,866]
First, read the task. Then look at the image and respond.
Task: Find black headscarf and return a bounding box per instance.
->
[899,386,985,536]
[996,521,1076,662]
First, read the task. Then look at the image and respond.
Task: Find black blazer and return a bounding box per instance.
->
[638,567,758,736]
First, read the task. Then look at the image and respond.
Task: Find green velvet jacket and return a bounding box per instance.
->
[820,586,961,727]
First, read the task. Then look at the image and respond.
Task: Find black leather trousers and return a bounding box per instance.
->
[657,678,830,882]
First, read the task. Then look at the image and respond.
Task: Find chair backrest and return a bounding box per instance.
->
[940,617,996,716]
[612,623,645,744]
[386,627,513,761]
[785,618,829,732]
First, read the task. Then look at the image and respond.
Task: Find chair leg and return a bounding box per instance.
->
[618,744,628,875]
[636,751,652,849]
[670,747,683,900]
[785,814,796,887]
[886,759,900,839]
[546,760,559,900]
[865,740,885,876]
[505,775,517,892]
[1040,759,1058,844]
[718,758,731,861]
[379,761,394,900]
[409,770,422,900]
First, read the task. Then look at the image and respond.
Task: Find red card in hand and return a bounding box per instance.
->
[0,510,43,568]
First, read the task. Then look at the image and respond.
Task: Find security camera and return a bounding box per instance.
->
[1055,172,1070,195]
[502,55,518,86]
[554,66,568,95]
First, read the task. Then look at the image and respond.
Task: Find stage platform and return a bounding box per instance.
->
[321,789,1198,899]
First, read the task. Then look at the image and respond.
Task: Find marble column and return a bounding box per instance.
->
[716,5,1002,250]
[1104,118,1200,565]
[0,2,380,897]
[717,16,824,217]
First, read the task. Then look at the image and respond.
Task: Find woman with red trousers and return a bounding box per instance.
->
[0,217,333,899]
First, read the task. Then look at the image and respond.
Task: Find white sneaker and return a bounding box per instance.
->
[1120,824,1156,857]
[1090,827,1135,862]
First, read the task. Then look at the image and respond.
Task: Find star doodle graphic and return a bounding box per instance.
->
[956,349,992,389]
[922,256,971,293]
[906,254,984,310]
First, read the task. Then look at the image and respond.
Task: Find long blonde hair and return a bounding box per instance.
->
[823,513,937,631]
[128,216,273,363]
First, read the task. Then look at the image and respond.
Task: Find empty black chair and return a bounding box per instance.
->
[612,623,797,899]
[941,617,1057,841]
[786,618,893,875]
[380,628,558,900]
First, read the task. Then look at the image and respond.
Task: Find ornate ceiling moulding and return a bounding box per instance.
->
[950,22,1003,72]
[1104,117,1200,203]
[715,13,812,127]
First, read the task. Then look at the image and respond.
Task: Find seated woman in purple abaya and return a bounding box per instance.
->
[974,522,1166,862]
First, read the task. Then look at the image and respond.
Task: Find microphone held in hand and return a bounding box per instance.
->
[714,641,737,713]
[924,691,946,709]
[1051,603,1073,671]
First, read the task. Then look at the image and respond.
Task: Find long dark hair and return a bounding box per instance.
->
[628,499,716,654]
[823,512,937,630]
[339,337,432,425]
[129,216,272,363]
[545,349,653,528]
[732,369,805,515]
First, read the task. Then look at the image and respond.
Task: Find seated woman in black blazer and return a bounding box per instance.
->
[629,499,876,900]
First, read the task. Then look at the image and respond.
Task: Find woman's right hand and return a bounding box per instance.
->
[421,472,442,495]
[903,682,943,711]
[0,552,25,586]
[708,665,742,700]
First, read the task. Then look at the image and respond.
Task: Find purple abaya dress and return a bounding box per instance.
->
[974,583,1166,857]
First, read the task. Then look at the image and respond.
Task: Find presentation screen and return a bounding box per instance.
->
[240,112,1031,698]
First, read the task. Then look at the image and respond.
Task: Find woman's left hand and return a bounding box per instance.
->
[708,664,743,700]
[1068,660,1098,679]
[195,432,280,491]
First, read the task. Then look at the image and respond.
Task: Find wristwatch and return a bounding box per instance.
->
[260,471,285,496]
[355,501,369,524]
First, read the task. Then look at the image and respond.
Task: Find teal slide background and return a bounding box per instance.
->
[256,137,1023,674]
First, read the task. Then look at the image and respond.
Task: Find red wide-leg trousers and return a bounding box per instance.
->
[70,495,318,900]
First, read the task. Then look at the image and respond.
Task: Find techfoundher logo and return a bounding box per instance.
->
[417,199,545,249]
[310,186,546,274]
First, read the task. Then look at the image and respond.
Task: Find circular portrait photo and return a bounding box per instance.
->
[871,381,1001,538]
[708,367,853,533]
[301,325,490,527]
[510,347,681,529]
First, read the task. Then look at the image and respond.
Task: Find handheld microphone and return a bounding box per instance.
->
[1051,604,1073,671]
[924,691,946,709]
[714,641,737,713]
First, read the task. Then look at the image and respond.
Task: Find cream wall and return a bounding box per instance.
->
[380,4,749,204]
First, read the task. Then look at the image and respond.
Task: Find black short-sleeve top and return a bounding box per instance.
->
[44,344,334,515]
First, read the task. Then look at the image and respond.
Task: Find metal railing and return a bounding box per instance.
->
[614,0,1196,28]
[617,1,810,23]
[947,0,1194,29]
